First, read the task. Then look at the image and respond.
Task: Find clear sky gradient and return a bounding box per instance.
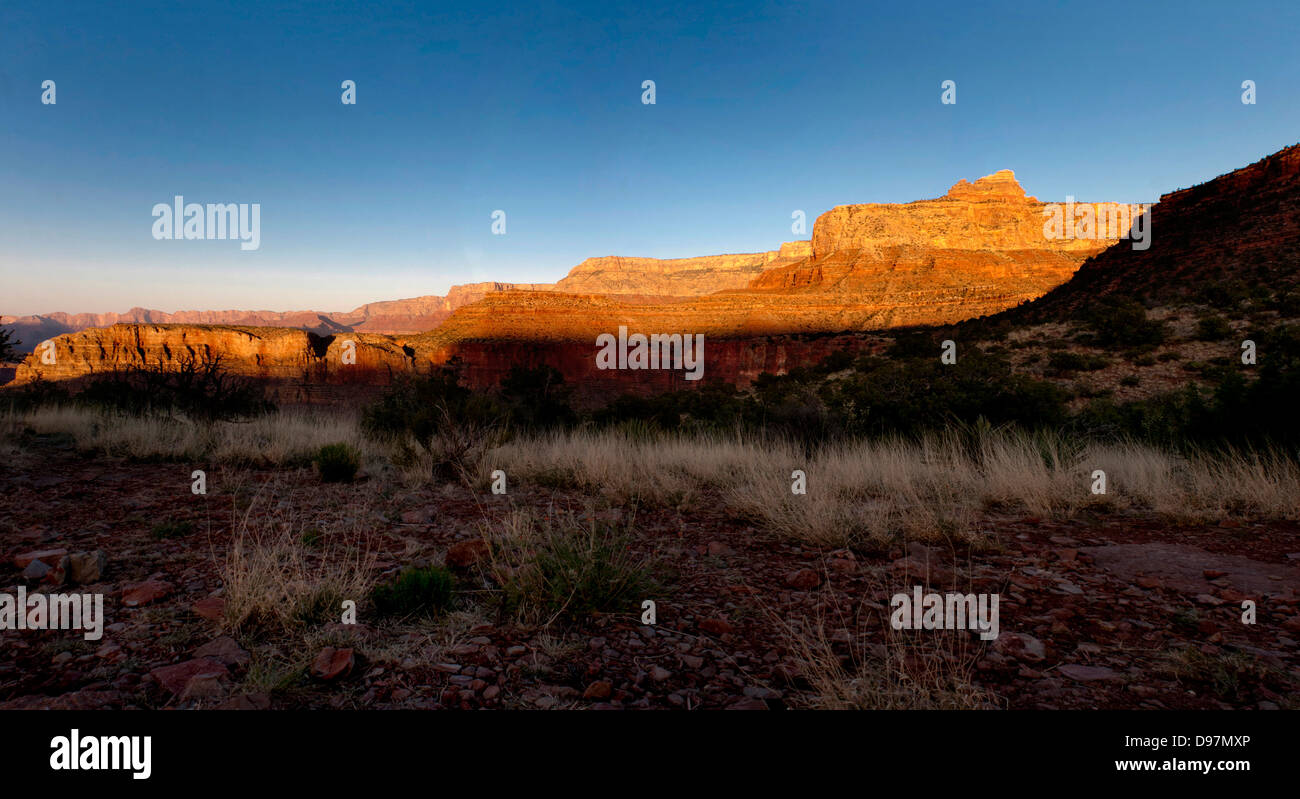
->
[2,0,1299,315]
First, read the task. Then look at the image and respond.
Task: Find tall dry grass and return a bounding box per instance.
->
[2,405,387,466]
[774,606,996,710]
[7,406,1297,549]
[218,474,380,637]
[494,428,1300,546]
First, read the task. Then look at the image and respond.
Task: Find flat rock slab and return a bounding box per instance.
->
[13,549,68,569]
[192,597,226,622]
[194,636,250,669]
[1058,664,1123,682]
[150,657,230,696]
[1080,543,1300,596]
[122,579,174,607]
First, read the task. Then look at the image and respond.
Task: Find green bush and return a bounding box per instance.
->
[828,351,1069,438]
[497,516,655,622]
[371,565,455,618]
[1196,316,1233,341]
[314,443,361,483]
[151,519,195,539]
[77,355,274,421]
[1082,298,1167,350]
[1046,351,1110,375]
[1,376,70,411]
[0,328,20,363]
[362,368,502,482]
[499,365,576,430]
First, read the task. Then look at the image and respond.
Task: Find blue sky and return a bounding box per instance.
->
[2,0,1299,315]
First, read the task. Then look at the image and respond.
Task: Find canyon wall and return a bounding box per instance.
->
[552,243,811,296]
[5,168,1147,400]
[1015,143,1300,319]
[810,170,1136,256]
[6,321,883,404]
[1,250,805,351]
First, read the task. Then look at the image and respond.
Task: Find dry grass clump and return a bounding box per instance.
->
[481,507,657,626]
[219,477,379,637]
[772,591,996,710]
[10,406,1298,548]
[496,428,1300,546]
[1,406,382,467]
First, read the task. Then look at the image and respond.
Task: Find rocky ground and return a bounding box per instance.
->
[2,436,1298,711]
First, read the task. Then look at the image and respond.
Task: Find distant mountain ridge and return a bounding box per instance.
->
[0,248,805,354]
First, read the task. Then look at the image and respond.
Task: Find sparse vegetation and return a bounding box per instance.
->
[1196,315,1233,341]
[314,443,361,483]
[220,484,378,637]
[777,606,993,710]
[362,368,504,483]
[371,565,456,619]
[1046,350,1110,375]
[1082,298,1167,351]
[486,509,656,623]
[151,518,195,539]
[77,354,274,421]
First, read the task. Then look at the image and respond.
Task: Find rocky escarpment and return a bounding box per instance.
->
[2,249,809,351]
[4,322,883,403]
[750,171,1142,298]
[428,171,1141,342]
[554,243,811,296]
[8,325,417,404]
[5,168,1147,399]
[1012,143,1300,320]
[810,170,1128,256]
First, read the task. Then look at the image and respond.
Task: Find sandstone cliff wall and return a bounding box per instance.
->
[4,168,1150,400]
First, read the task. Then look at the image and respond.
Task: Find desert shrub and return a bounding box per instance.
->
[1120,375,1140,387]
[1072,387,1206,444]
[1,376,70,411]
[0,328,20,363]
[1046,351,1110,375]
[887,330,937,360]
[370,565,455,618]
[1082,298,1167,350]
[362,368,503,482]
[1267,289,1300,317]
[1196,316,1233,341]
[488,511,655,623]
[815,349,855,374]
[828,351,1068,437]
[151,519,195,539]
[77,355,273,421]
[363,368,473,446]
[313,443,360,483]
[593,383,744,433]
[1196,279,1253,312]
[745,382,842,449]
[499,365,576,431]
